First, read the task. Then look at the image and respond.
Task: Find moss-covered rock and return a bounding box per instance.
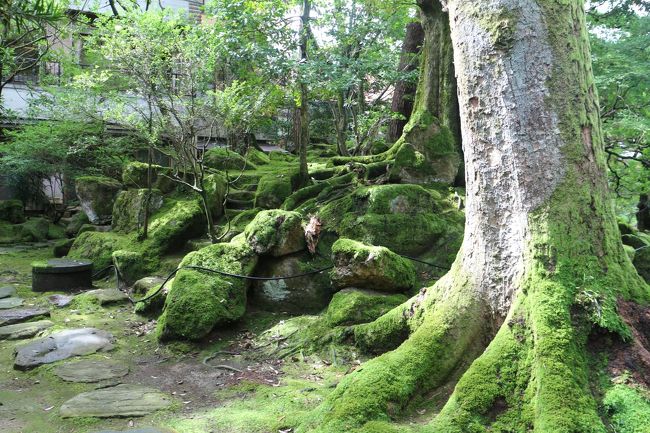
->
[254,174,293,209]
[19,218,50,242]
[318,183,463,260]
[121,161,175,193]
[65,212,89,237]
[0,199,25,223]
[204,147,255,170]
[244,209,305,257]
[75,176,122,224]
[156,237,258,341]
[622,232,650,250]
[134,279,169,316]
[245,148,271,165]
[325,288,407,327]
[330,238,417,293]
[53,238,74,258]
[147,198,205,253]
[77,224,98,235]
[204,173,228,219]
[633,246,650,284]
[250,252,334,314]
[68,231,133,271]
[112,189,164,233]
[47,223,66,240]
[112,250,151,286]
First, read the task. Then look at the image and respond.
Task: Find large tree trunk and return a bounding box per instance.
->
[298,1,649,432]
[387,21,424,144]
[296,0,311,188]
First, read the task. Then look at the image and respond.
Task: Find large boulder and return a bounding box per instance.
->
[0,199,25,223]
[121,161,175,193]
[112,189,164,233]
[147,198,205,253]
[204,147,255,170]
[250,252,334,314]
[75,176,122,224]
[68,232,132,271]
[156,237,258,341]
[319,183,463,260]
[254,173,294,209]
[330,238,417,293]
[633,246,650,284]
[325,288,407,326]
[244,209,305,256]
[65,211,89,237]
[204,173,228,219]
[112,250,151,286]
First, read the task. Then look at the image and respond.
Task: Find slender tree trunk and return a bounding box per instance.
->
[387,21,424,144]
[299,1,649,432]
[297,0,311,187]
[334,91,350,156]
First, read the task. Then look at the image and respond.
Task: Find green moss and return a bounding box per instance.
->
[204,147,255,170]
[134,281,167,316]
[18,217,50,242]
[254,173,294,209]
[244,209,305,256]
[121,161,174,193]
[156,237,258,341]
[245,148,271,165]
[46,223,66,240]
[53,238,74,257]
[0,199,25,223]
[325,289,407,327]
[204,172,228,218]
[147,197,205,253]
[112,189,164,233]
[603,383,650,433]
[65,211,89,237]
[112,249,152,286]
[68,231,134,270]
[330,238,417,293]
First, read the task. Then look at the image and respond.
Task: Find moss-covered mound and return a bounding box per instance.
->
[244,209,305,256]
[121,161,175,193]
[245,148,271,165]
[633,246,650,284]
[147,198,205,253]
[53,238,74,257]
[75,176,122,224]
[64,211,89,237]
[68,231,134,270]
[112,189,164,233]
[317,183,463,260]
[0,217,66,244]
[254,173,294,209]
[156,236,258,341]
[204,173,228,219]
[0,199,25,223]
[204,147,255,171]
[113,250,152,286]
[325,288,407,327]
[330,238,416,292]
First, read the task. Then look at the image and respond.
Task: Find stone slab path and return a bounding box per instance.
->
[48,294,74,307]
[14,328,114,370]
[82,288,129,305]
[54,359,129,383]
[60,384,172,418]
[0,286,16,299]
[0,308,50,326]
[91,428,173,433]
[0,319,53,340]
[0,297,23,309]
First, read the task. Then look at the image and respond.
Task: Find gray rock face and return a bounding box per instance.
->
[0,320,53,340]
[60,384,172,418]
[81,288,129,305]
[251,253,334,314]
[0,297,23,309]
[75,177,122,225]
[54,359,129,382]
[0,308,50,326]
[14,328,114,370]
[48,294,74,307]
[0,286,16,299]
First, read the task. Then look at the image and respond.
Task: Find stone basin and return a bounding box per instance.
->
[32,259,93,292]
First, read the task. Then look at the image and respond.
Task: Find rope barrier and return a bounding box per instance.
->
[93,252,450,305]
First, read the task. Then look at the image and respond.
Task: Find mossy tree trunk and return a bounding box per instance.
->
[387,21,424,144]
[331,0,462,185]
[297,0,311,188]
[299,1,650,432]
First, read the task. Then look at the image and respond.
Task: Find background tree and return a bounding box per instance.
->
[296,1,650,431]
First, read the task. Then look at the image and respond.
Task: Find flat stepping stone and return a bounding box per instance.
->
[0,286,16,299]
[14,328,114,370]
[0,297,23,309]
[0,308,50,326]
[0,320,53,340]
[48,294,74,307]
[54,359,129,382]
[82,288,129,305]
[60,384,172,418]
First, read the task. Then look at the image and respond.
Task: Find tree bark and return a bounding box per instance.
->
[387,21,424,144]
[298,1,650,432]
[296,0,311,188]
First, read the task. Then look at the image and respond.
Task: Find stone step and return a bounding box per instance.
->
[0,286,16,299]
[54,359,129,383]
[0,308,50,326]
[0,297,23,309]
[0,320,53,340]
[60,384,172,418]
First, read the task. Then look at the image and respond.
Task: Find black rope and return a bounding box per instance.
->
[397,254,450,271]
[92,265,116,279]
